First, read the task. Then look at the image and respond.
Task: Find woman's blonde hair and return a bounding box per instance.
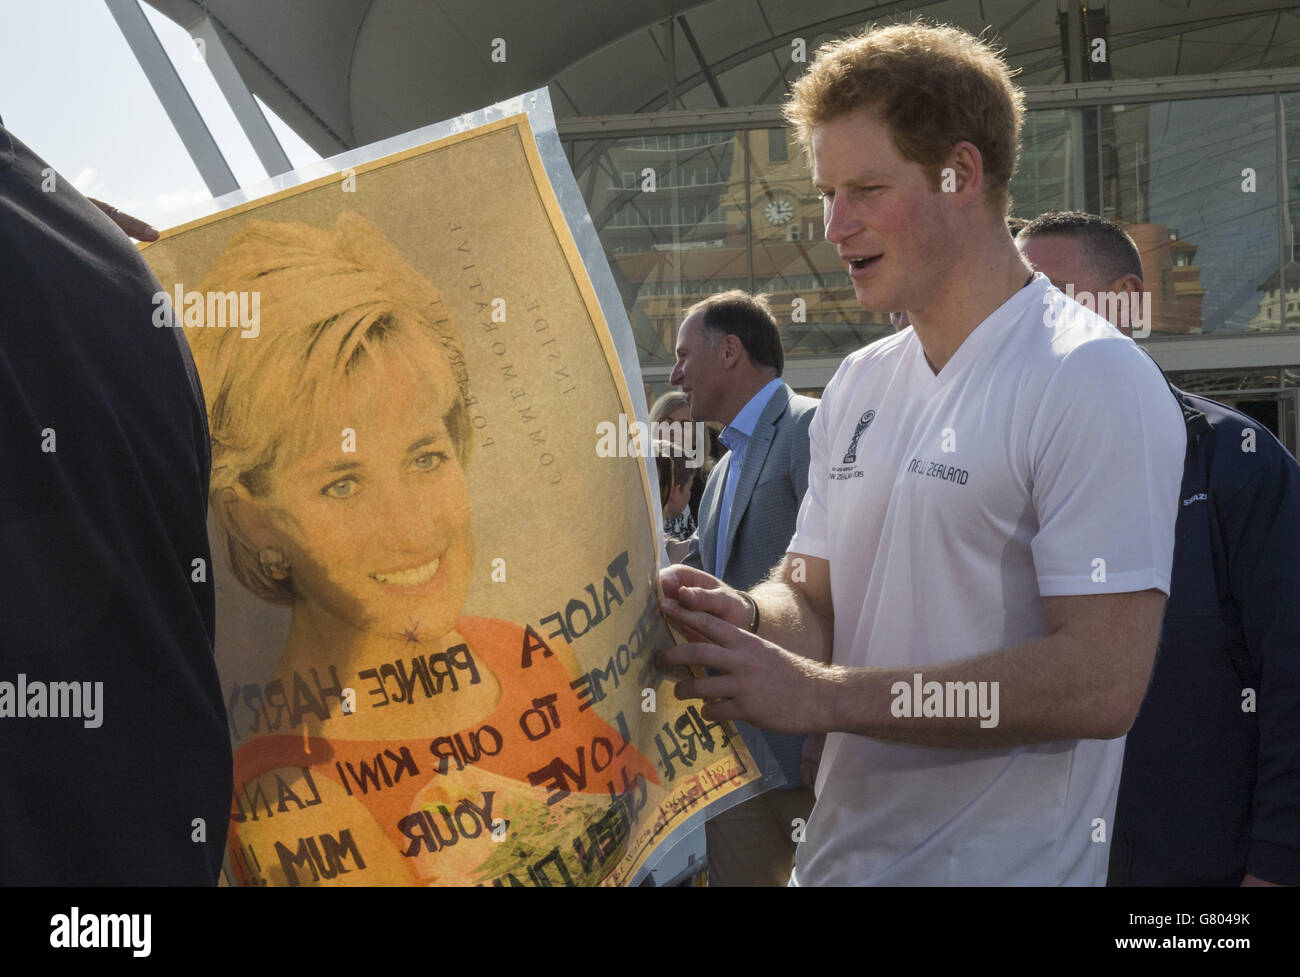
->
[649,390,689,425]
[187,211,472,605]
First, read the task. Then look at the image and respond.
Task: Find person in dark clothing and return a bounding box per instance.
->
[0,120,232,884]
[1018,211,1300,886]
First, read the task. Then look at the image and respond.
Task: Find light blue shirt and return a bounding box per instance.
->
[715,377,783,574]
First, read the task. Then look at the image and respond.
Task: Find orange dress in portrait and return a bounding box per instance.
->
[226,617,660,885]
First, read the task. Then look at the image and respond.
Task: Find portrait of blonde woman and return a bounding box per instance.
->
[187,212,656,885]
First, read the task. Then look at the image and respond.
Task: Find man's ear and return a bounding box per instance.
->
[941,141,985,207]
[1110,274,1145,330]
[721,333,745,369]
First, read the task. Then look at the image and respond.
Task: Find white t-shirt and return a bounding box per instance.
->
[787,275,1185,885]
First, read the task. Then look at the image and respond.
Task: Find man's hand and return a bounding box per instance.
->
[657,594,834,734]
[664,537,691,565]
[660,563,752,640]
[88,198,158,242]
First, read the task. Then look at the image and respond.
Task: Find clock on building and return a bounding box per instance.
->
[763,196,795,226]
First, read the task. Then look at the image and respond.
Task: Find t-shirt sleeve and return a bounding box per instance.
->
[788,373,838,561]
[1027,339,1185,596]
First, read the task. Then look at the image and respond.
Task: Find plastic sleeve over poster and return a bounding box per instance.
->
[141,89,769,887]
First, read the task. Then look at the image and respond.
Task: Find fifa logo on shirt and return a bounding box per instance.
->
[842,410,875,465]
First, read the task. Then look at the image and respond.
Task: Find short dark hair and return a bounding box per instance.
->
[686,289,784,376]
[1017,211,1144,284]
[1006,216,1028,235]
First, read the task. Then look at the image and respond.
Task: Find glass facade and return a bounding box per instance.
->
[568,131,746,366]
[551,2,1300,447]
[1273,92,1300,333]
[1109,96,1278,335]
[1015,107,1087,216]
[568,126,890,386]
[566,89,1297,357]
[1170,366,1300,453]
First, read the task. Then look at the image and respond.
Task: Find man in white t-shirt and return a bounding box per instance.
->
[658,21,1186,884]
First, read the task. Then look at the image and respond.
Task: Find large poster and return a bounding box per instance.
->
[141,101,759,886]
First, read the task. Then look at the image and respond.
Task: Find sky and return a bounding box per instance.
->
[0,0,322,226]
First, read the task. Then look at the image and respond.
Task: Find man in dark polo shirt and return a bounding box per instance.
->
[0,119,231,884]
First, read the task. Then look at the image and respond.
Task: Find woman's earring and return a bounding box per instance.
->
[259,547,291,580]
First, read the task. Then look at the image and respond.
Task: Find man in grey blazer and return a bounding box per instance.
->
[670,289,818,885]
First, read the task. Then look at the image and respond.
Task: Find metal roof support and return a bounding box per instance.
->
[191,15,292,177]
[103,0,237,197]
[676,15,727,108]
[1277,92,1290,329]
[1064,0,1084,85]
[557,68,1300,139]
[665,17,678,112]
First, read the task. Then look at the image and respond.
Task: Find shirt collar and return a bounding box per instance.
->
[722,377,783,445]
